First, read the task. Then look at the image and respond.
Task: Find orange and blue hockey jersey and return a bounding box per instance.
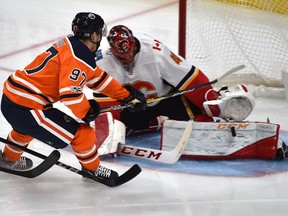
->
[3,35,130,119]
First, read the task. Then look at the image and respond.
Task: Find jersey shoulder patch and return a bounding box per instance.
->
[152,39,162,51]
[96,49,103,61]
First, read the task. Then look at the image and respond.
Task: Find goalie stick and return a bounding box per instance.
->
[0,150,60,178]
[117,120,193,164]
[100,64,246,112]
[0,137,141,187]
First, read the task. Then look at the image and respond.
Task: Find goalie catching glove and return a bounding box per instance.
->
[119,85,147,112]
[203,84,255,121]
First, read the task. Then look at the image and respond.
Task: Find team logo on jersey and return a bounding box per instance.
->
[70,86,83,93]
[64,115,72,123]
[153,39,162,51]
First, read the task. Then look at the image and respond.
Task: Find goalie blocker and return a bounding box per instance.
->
[94,112,287,161]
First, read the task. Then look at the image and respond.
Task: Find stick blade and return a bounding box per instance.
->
[113,164,142,187]
[28,150,60,177]
[0,150,60,178]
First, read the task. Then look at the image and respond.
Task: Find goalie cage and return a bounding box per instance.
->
[178,0,288,99]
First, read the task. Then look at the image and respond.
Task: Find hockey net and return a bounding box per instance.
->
[179,0,288,98]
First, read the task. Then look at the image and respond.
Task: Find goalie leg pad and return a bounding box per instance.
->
[161,120,280,160]
[93,112,126,156]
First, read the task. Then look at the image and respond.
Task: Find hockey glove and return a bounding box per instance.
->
[82,99,101,123]
[121,85,147,112]
[203,85,255,121]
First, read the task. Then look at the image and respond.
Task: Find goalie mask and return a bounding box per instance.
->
[107,25,136,66]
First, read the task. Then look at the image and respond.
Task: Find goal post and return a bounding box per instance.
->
[179,0,187,59]
[178,0,288,90]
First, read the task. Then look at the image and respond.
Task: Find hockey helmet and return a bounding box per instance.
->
[107,25,136,65]
[72,12,107,39]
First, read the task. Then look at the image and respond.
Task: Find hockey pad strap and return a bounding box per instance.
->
[161,120,280,160]
[203,84,255,121]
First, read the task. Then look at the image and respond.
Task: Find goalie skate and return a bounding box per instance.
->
[275,141,288,160]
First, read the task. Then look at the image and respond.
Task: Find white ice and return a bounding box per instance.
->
[0,0,288,215]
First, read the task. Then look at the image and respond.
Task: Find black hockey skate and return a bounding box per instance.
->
[0,151,33,171]
[81,165,119,182]
[275,141,288,160]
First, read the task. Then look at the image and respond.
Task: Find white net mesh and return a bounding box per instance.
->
[185,0,288,88]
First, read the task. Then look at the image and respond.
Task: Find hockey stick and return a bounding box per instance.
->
[0,137,141,187]
[0,150,60,178]
[117,120,193,164]
[100,64,246,112]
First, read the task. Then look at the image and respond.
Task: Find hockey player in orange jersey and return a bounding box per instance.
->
[0,13,146,180]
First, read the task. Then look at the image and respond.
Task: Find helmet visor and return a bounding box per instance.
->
[100,24,107,37]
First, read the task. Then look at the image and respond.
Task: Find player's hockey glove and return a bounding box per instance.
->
[82,99,100,123]
[121,85,147,112]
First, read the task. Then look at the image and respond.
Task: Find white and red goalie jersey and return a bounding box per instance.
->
[96,33,255,122]
[96,32,212,119]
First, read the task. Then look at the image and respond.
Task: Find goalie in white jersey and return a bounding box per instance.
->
[94,25,288,160]
[95,25,255,131]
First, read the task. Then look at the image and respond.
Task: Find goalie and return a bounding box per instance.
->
[94,25,287,161]
[95,25,255,132]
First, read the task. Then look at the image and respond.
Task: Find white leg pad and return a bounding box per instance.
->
[93,112,126,156]
[161,120,280,159]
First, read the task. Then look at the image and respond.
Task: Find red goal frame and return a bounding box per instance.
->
[178,0,187,58]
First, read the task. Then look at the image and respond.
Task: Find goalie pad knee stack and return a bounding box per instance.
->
[203,85,255,121]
